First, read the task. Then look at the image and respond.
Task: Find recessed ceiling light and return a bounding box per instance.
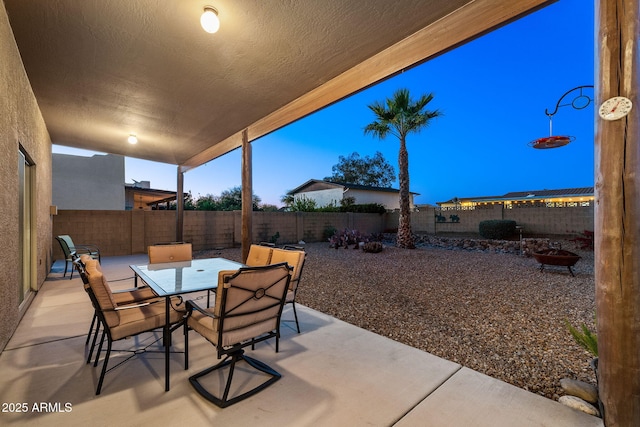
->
[128,134,138,144]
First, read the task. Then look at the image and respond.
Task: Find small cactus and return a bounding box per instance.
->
[329,228,366,249]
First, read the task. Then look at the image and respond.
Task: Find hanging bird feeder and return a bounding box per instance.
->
[529,135,575,149]
[528,85,593,149]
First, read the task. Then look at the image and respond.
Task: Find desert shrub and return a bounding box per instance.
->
[340,203,387,214]
[478,219,517,239]
[268,231,280,244]
[323,225,338,241]
[316,201,341,212]
[289,196,318,212]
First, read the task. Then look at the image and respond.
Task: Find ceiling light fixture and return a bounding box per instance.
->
[200,6,220,33]
[128,134,138,144]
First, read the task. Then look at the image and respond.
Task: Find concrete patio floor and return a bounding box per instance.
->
[0,255,602,426]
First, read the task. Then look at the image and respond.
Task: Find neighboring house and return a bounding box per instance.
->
[288,179,418,210]
[437,187,594,210]
[52,153,125,210]
[125,181,178,210]
[53,153,178,210]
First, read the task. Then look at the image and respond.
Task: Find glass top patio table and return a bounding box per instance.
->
[129,258,244,297]
[129,257,244,392]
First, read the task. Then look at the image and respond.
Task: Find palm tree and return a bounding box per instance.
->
[364,88,442,248]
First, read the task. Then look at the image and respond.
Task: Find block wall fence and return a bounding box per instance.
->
[52,205,593,259]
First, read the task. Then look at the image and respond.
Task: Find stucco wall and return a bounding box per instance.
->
[295,188,343,207]
[295,186,412,210]
[0,4,53,352]
[52,205,593,260]
[346,189,414,210]
[52,210,387,258]
[52,153,125,209]
[385,205,594,236]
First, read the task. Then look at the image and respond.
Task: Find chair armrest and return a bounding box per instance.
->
[114,302,150,310]
[186,300,218,319]
[112,298,164,310]
[282,245,304,251]
[112,286,150,294]
[76,244,100,254]
[77,243,100,250]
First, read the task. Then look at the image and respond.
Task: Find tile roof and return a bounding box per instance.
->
[437,187,594,204]
[501,187,594,198]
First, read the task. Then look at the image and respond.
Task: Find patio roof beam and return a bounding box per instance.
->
[176,167,184,242]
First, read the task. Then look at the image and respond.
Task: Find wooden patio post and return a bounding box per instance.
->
[595,0,640,425]
[176,166,184,242]
[241,129,252,263]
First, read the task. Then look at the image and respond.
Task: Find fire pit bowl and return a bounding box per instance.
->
[533,249,581,276]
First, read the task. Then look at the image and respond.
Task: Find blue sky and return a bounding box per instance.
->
[54,0,594,206]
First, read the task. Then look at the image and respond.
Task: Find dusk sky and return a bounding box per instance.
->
[54,0,594,206]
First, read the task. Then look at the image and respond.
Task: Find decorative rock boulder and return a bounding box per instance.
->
[362,241,383,253]
[560,378,599,404]
[559,395,600,417]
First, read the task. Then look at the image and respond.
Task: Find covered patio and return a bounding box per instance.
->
[0,255,601,426]
[1,0,638,425]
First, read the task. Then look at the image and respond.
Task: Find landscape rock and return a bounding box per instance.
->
[196,240,596,400]
[384,234,551,256]
[560,378,599,404]
[559,395,600,417]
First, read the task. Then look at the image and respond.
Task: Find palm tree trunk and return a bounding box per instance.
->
[397,137,414,249]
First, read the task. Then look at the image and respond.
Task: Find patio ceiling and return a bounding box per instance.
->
[5,0,554,170]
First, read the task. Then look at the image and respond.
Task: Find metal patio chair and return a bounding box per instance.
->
[184,263,291,407]
[56,234,101,279]
[78,256,184,395]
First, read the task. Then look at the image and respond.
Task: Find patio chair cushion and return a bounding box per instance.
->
[245,244,272,266]
[84,258,119,327]
[84,257,183,333]
[79,253,96,267]
[79,254,157,304]
[148,243,192,264]
[188,266,289,347]
[190,311,276,349]
[112,287,157,305]
[270,248,305,292]
[109,298,184,341]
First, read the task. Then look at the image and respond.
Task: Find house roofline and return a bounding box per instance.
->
[288,179,419,195]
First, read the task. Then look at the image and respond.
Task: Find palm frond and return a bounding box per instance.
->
[363,121,390,139]
[565,319,598,357]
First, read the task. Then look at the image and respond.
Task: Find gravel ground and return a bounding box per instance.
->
[196,240,596,400]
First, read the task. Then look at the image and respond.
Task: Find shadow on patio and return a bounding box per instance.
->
[0,255,602,426]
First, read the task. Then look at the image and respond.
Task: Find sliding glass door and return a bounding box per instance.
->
[18,149,34,306]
